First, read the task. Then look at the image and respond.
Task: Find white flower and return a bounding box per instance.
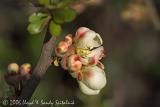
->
[55,27,107,95]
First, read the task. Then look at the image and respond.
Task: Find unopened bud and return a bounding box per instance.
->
[65,34,73,46]
[57,41,69,54]
[7,63,19,74]
[68,54,82,72]
[20,63,31,76]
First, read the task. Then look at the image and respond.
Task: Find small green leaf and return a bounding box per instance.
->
[29,12,47,23]
[28,13,51,35]
[63,8,76,22]
[58,0,73,8]
[28,23,41,35]
[39,0,55,9]
[49,21,62,36]
[53,10,65,24]
[28,18,47,35]
[53,7,76,24]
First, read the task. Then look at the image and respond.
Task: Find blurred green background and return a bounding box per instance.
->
[0,0,160,107]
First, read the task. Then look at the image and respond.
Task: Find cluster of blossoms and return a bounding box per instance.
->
[55,27,106,95]
[5,63,32,89]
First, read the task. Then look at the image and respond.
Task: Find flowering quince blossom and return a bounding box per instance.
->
[55,27,106,95]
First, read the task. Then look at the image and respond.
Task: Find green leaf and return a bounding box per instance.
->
[58,0,73,8]
[49,21,62,36]
[28,23,41,35]
[28,12,51,35]
[53,10,65,24]
[28,18,46,35]
[53,7,76,24]
[29,12,47,23]
[39,0,55,9]
[63,8,76,22]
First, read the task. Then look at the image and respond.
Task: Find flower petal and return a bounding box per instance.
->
[78,81,100,95]
[74,27,90,42]
[87,46,104,59]
[74,30,103,50]
[68,54,82,72]
[81,66,106,90]
[60,57,68,70]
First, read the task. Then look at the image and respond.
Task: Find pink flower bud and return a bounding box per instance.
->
[20,63,31,76]
[81,66,106,90]
[7,63,19,74]
[60,57,68,70]
[78,81,100,95]
[57,41,69,54]
[65,34,73,46]
[68,54,82,72]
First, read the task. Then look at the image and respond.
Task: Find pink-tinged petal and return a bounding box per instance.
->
[77,71,83,81]
[60,57,68,70]
[97,61,105,70]
[74,30,103,49]
[79,57,90,65]
[81,66,106,90]
[87,46,104,60]
[78,81,100,95]
[89,56,98,65]
[68,54,82,72]
[74,27,90,41]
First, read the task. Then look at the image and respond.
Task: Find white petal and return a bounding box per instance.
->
[87,46,104,59]
[82,66,106,90]
[74,30,103,49]
[78,81,100,95]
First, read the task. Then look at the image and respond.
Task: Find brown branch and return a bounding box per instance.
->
[145,0,160,31]
[16,29,55,107]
